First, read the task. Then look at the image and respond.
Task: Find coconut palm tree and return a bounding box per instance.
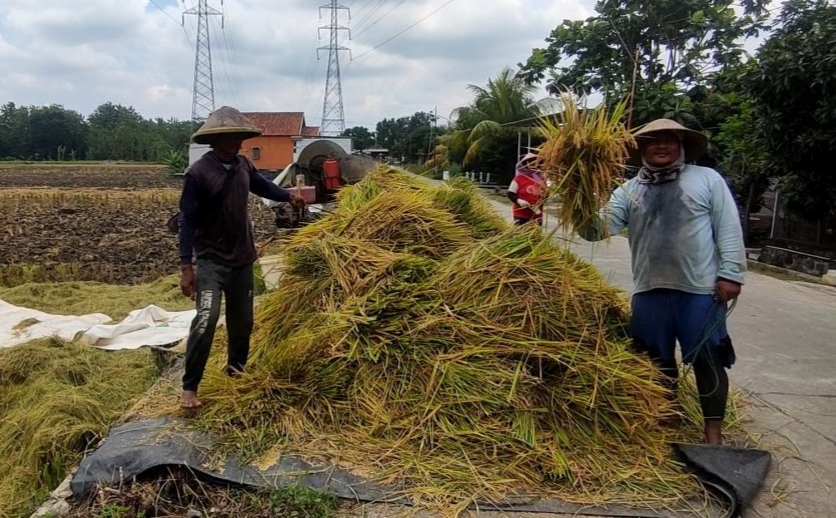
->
[429,68,554,181]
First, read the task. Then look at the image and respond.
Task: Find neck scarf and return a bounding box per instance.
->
[637,146,685,184]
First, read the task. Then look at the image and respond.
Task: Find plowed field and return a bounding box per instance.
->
[0,166,277,286]
[0,164,181,189]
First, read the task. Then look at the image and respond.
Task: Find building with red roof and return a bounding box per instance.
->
[240,112,321,171]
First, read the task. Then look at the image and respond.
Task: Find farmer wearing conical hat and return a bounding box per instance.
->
[579,118,746,445]
[507,152,546,226]
[177,106,306,409]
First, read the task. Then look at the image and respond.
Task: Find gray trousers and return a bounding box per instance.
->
[182,258,254,392]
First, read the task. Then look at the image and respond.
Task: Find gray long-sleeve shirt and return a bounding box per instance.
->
[580,165,746,295]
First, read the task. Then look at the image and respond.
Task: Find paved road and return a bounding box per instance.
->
[486,199,835,518]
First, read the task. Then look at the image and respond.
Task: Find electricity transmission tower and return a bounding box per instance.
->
[183,0,224,123]
[318,1,351,136]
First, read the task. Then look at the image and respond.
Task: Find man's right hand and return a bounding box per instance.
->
[517,199,531,208]
[290,194,306,209]
[180,264,196,300]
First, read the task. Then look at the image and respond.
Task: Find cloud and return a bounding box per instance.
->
[0,0,592,129]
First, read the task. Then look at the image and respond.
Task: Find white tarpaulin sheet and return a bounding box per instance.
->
[0,299,196,350]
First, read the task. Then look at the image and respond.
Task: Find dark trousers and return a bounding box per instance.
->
[630,289,734,421]
[182,258,254,392]
[514,217,542,226]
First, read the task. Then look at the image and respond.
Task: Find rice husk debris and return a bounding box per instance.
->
[191,167,714,513]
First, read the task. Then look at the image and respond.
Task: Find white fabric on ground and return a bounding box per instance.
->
[0,299,195,350]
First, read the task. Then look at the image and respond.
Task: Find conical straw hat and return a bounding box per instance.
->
[191,106,262,145]
[628,118,708,165]
[516,152,538,170]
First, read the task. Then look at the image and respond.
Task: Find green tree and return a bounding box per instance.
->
[341,126,375,151]
[28,105,88,160]
[713,99,769,240]
[87,102,145,160]
[0,100,192,162]
[745,0,836,220]
[375,112,436,163]
[438,67,543,183]
[0,103,30,159]
[517,0,770,128]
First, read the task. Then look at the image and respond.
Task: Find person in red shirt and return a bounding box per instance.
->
[507,152,546,225]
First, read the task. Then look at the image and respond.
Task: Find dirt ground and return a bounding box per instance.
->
[0,166,277,285]
[0,164,180,189]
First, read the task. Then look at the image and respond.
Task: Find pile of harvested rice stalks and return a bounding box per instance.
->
[193,167,716,513]
[535,93,635,234]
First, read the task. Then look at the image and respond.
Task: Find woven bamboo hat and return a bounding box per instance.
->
[190,106,262,145]
[516,152,538,170]
[629,118,708,165]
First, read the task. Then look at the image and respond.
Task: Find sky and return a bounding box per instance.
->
[0,0,596,130]
[0,0,776,131]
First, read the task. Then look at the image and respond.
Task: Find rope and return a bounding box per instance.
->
[675,296,738,397]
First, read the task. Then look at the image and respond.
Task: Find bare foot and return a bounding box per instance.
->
[704,420,723,445]
[180,390,202,409]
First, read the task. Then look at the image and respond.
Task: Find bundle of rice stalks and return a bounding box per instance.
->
[0,339,157,518]
[535,94,635,233]
[192,168,707,512]
[431,177,508,238]
[335,167,427,212]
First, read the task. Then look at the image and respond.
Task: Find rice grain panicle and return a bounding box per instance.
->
[535,93,636,235]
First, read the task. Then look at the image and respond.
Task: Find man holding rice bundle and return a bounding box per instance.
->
[579,118,746,445]
[507,152,547,225]
[177,106,306,409]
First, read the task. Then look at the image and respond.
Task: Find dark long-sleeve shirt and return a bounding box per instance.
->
[178,152,291,266]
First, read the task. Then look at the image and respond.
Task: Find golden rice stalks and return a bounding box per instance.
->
[193,168,713,512]
[0,339,156,518]
[536,93,635,234]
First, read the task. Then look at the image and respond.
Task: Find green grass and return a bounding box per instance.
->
[268,485,340,518]
[0,275,192,321]
[96,505,138,518]
[253,262,268,296]
[68,470,339,518]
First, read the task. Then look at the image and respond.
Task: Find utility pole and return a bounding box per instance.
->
[318,1,351,137]
[427,105,437,161]
[183,0,223,124]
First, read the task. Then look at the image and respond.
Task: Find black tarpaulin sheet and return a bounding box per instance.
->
[71,418,770,517]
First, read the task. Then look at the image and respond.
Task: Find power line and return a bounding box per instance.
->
[147,0,195,51]
[354,0,407,37]
[211,16,240,106]
[218,10,244,105]
[352,0,388,32]
[148,0,181,25]
[350,0,375,20]
[352,0,459,61]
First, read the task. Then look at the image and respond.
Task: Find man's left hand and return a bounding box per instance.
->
[714,279,741,303]
[289,194,306,209]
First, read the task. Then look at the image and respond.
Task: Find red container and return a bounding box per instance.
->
[323,158,341,190]
[295,185,317,203]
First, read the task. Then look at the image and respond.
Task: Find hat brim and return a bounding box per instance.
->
[627,129,708,166]
[191,127,262,145]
